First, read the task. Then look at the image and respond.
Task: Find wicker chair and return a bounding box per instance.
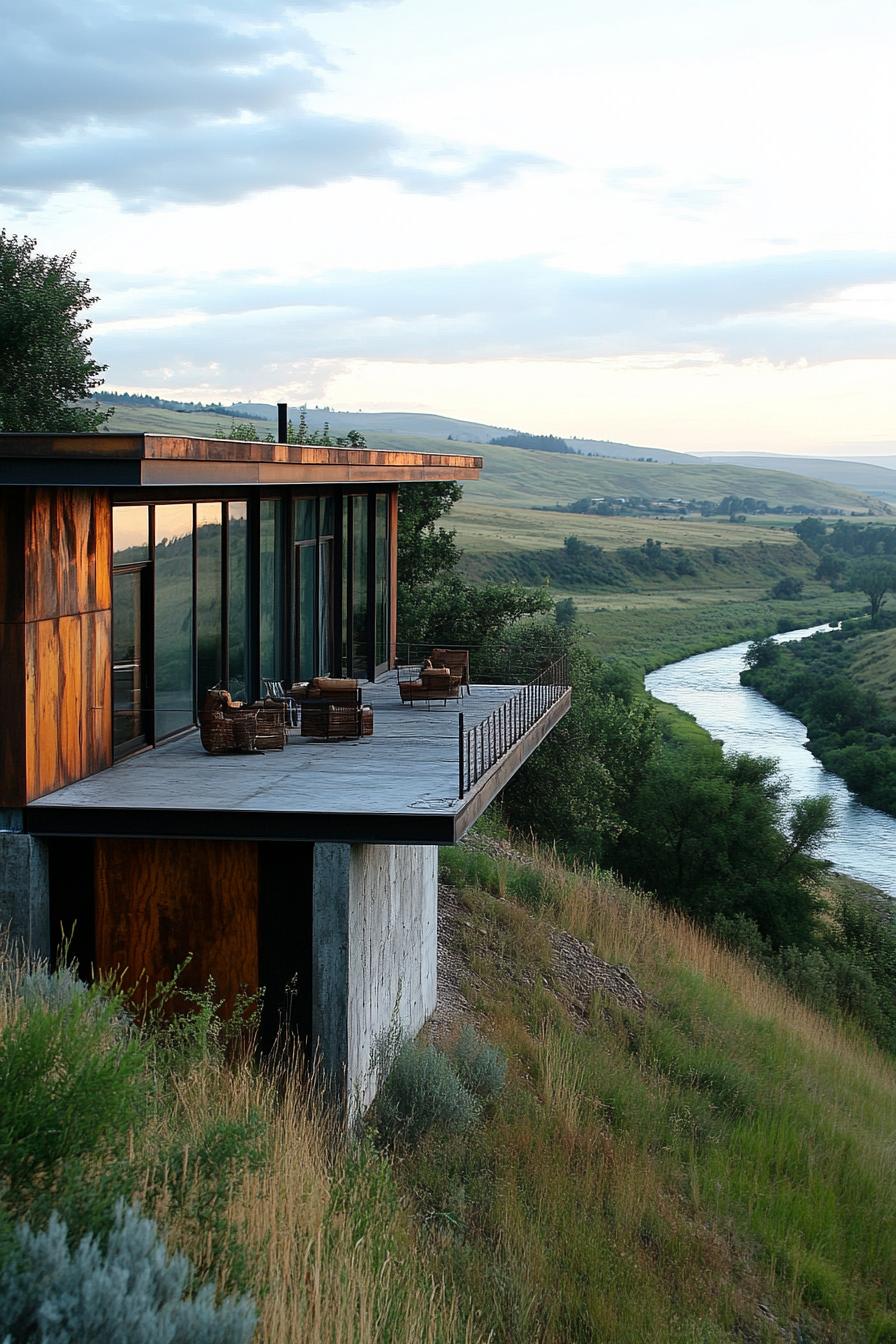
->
[398,664,458,708]
[198,689,286,754]
[430,647,471,696]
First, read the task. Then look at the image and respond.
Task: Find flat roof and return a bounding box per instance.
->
[26,672,570,845]
[0,433,482,488]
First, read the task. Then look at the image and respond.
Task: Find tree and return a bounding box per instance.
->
[398,483,462,594]
[770,576,803,600]
[0,231,110,432]
[847,558,896,619]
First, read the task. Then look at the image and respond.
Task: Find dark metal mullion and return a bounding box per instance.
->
[333,489,345,676]
[286,490,296,682]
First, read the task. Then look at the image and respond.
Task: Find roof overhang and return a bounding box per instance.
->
[0,433,482,488]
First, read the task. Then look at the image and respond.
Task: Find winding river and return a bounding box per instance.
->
[645,625,896,899]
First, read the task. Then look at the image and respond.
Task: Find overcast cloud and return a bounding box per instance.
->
[92,252,896,387]
[2,0,547,207]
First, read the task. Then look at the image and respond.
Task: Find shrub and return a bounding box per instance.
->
[0,983,146,1233]
[0,1200,256,1343]
[376,1041,480,1144]
[451,1026,507,1100]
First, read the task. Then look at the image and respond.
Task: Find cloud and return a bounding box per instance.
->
[2,0,549,208]
[91,251,896,389]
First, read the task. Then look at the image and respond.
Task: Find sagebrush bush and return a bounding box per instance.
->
[0,982,146,1235]
[0,1200,256,1343]
[376,1041,479,1143]
[450,1027,507,1100]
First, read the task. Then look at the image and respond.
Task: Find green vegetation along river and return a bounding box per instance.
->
[646,625,896,897]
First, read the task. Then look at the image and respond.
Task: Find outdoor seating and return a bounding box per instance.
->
[262,679,301,729]
[398,662,459,707]
[430,647,471,696]
[199,689,286,754]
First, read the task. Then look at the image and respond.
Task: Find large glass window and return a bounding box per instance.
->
[113,505,149,565]
[374,493,389,671]
[112,569,146,751]
[295,544,315,680]
[351,497,368,678]
[196,503,223,702]
[227,502,249,699]
[259,500,284,682]
[154,504,194,739]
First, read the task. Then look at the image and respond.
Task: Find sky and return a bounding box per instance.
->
[4,0,895,455]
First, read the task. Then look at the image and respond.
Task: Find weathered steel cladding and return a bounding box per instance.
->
[0,488,113,805]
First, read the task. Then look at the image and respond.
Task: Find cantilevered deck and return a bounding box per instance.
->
[26,673,570,844]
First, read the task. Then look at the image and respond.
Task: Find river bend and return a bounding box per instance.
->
[645,626,896,899]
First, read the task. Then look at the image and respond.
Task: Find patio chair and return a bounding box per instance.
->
[398,663,458,708]
[262,678,301,729]
[430,647,471,696]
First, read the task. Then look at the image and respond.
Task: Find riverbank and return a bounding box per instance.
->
[741,617,896,818]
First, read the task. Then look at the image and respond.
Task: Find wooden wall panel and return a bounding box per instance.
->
[82,610,112,779]
[0,488,115,805]
[0,623,26,805]
[95,839,259,1011]
[24,488,112,622]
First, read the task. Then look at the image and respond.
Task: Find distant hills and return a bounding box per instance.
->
[700,453,896,498]
[95,394,888,509]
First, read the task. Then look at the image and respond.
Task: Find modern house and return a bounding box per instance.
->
[0,427,570,1110]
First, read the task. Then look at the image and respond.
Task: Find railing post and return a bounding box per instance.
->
[458,712,465,799]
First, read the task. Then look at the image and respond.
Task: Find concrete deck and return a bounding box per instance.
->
[26,673,571,844]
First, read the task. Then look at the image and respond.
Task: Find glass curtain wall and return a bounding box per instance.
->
[351,497,368,677]
[195,503,223,701]
[227,502,249,699]
[154,503,195,739]
[259,500,284,682]
[374,493,390,672]
[111,506,150,753]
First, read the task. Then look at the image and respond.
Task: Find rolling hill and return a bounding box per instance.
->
[96,401,877,514]
[701,452,896,497]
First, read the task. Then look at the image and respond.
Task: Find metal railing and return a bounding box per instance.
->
[457,654,569,798]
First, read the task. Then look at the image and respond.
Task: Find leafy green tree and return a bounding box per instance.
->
[612,745,829,946]
[0,231,110,432]
[398,483,462,594]
[847,558,896,619]
[794,517,828,549]
[770,576,803,600]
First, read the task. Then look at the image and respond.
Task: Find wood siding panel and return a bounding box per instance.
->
[95,838,259,1010]
[22,611,113,802]
[25,489,112,621]
[81,610,112,779]
[0,623,26,805]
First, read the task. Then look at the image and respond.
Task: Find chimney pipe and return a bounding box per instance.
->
[277,402,288,443]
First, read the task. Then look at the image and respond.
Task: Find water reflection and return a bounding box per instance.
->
[646,625,896,898]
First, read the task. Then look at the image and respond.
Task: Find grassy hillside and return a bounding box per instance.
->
[701,453,896,497]
[98,401,874,513]
[460,443,876,513]
[453,499,803,556]
[6,837,896,1343]
[403,838,896,1342]
[848,626,896,711]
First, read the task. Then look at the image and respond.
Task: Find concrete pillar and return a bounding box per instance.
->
[312,842,438,1118]
[0,811,50,959]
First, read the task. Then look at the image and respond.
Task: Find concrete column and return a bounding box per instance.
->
[312,841,438,1118]
[0,812,50,959]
